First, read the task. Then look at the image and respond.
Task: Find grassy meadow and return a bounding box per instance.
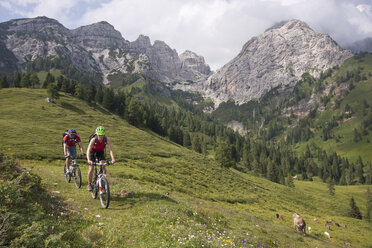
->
[1,88,372,247]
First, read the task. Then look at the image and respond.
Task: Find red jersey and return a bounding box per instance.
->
[91,137,106,152]
[63,135,80,147]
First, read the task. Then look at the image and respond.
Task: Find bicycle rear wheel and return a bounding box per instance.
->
[99,177,110,209]
[73,166,82,188]
[63,166,71,183]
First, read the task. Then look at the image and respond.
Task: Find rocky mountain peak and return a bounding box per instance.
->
[199,19,353,107]
[72,21,126,48]
[0,17,212,85]
[4,16,69,37]
[179,50,211,76]
[133,35,151,47]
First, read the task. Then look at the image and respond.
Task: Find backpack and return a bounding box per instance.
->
[89,133,107,146]
[62,130,78,148]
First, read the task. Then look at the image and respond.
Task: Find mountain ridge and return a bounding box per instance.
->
[0,16,211,85]
[194,19,353,107]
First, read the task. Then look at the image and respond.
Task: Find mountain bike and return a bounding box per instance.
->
[90,161,111,208]
[63,157,82,188]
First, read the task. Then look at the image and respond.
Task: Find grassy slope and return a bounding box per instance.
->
[1,88,372,247]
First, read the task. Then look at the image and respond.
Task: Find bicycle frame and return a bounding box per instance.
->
[94,164,106,193]
[91,161,110,208]
[64,158,82,188]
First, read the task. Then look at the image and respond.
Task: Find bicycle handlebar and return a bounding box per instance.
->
[92,161,111,166]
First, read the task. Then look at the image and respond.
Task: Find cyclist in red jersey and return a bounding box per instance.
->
[86,126,115,191]
[63,129,84,174]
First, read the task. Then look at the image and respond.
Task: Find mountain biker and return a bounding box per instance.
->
[86,126,115,191]
[63,129,84,174]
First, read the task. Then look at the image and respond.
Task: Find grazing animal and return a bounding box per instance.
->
[326,220,332,225]
[313,218,318,222]
[293,213,306,234]
[325,224,331,230]
[342,224,347,228]
[279,215,283,220]
[344,242,351,247]
[335,222,340,227]
[276,213,279,218]
[308,226,312,232]
[324,231,330,238]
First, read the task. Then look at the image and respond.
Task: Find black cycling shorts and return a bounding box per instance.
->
[90,150,105,163]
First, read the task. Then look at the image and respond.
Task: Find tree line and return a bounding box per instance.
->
[2,71,372,187]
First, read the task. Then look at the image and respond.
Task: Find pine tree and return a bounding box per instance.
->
[287,173,295,188]
[75,83,85,100]
[127,99,144,126]
[102,87,115,111]
[365,163,372,185]
[56,75,64,90]
[191,134,202,153]
[266,160,277,182]
[366,188,372,222]
[355,156,365,184]
[215,141,235,168]
[13,72,21,88]
[251,159,260,176]
[183,130,191,148]
[20,73,31,88]
[42,72,55,88]
[353,128,362,143]
[85,83,96,103]
[327,178,335,196]
[348,196,362,219]
[30,73,40,88]
[95,85,104,103]
[47,83,59,100]
[201,137,208,156]
[0,74,9,88]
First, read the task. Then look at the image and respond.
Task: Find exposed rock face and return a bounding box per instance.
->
[0,16,211,85]
[179,50,211,82]
[199,19,353,107]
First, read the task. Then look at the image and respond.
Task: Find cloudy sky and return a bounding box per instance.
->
[1,0,372,70]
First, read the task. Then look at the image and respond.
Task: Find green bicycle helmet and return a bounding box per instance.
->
[95,126,106,135]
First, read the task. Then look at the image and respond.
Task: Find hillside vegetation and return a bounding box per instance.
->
[213,54,372,177]
[1,88,372,247]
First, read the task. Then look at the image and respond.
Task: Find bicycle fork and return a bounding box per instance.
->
[97,174,106,194]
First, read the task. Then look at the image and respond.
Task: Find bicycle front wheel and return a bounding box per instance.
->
[99,177,110,209]
[73,166,82,188]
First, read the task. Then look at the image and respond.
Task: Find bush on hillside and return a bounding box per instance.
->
[0,155,92,247]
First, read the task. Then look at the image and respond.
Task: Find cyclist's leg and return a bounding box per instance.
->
[87,152,96,191]
[65,156,70,171]
[66,146,77,172]
[97,151,106,174]
[87,164,94,190]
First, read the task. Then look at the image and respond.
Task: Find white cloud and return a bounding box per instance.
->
[1,0,372,70]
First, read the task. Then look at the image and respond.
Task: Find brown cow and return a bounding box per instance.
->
[293,213,306,234]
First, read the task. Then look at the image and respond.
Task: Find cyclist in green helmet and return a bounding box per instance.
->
[86,126,115,191]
